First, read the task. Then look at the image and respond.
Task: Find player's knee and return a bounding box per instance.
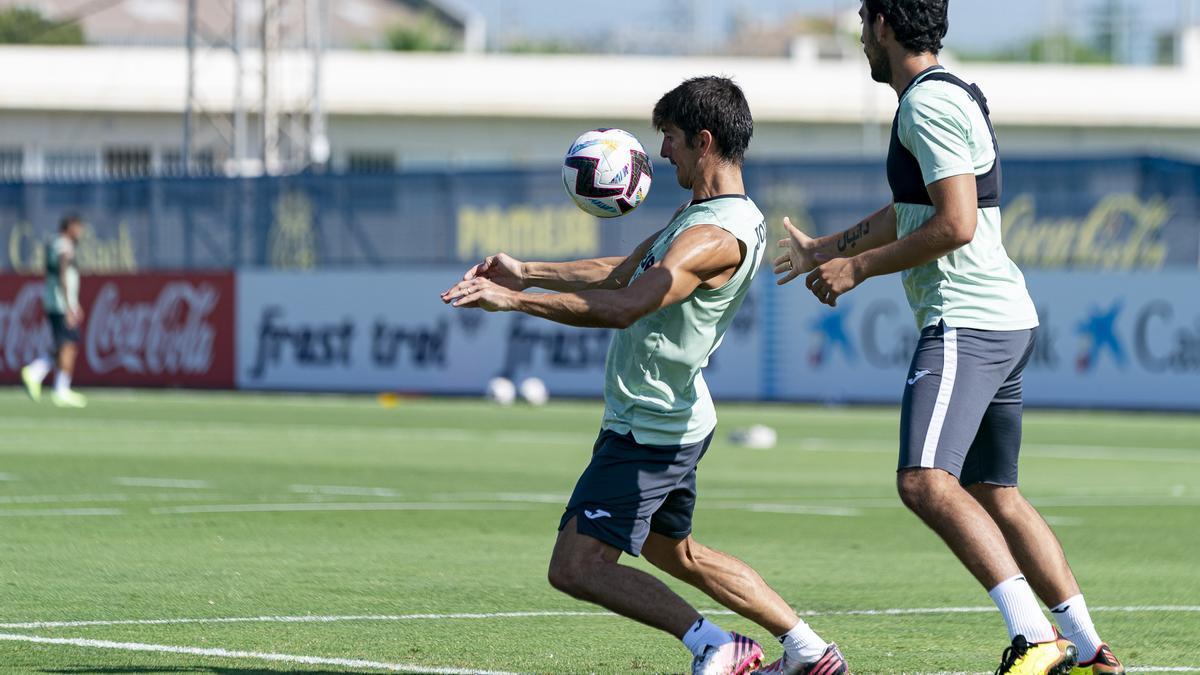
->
[653,538,704,580]
[547,556,585,597]
[547,549,602,599]
[896,470,925,511]
[968,483,1025,519]
[897,469,954,515]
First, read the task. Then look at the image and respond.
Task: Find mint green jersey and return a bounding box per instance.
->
[894,69,1039,331]
[602,195,766,446]
[44,235,80,315]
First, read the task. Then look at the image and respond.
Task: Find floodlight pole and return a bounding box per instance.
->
[183,0,197,174]
[262,0,281,175]
[308,0,329,169]
[233,0,248,175]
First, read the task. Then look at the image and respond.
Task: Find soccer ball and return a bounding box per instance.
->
[518,377,549,406]
[562,128,653,218]
[485,377,516,406]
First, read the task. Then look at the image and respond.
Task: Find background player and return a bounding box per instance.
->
[443,76,848,675]
[22,213,88,409]
[774,2,1124,674]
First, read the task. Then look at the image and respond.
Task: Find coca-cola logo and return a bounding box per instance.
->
[0,283,52,370]
[86,282,219,375]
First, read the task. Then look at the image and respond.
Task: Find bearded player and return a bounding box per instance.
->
[444,76,849,675]
[775,2,1123,674]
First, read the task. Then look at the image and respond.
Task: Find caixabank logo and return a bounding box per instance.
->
[1075,302,1125,373]
[1073,299,1200,375]
[804,299,919,371]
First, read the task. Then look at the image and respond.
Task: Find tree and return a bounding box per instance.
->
[386,11,457,52]
[959,32,1111,64]
[0,7,84,45]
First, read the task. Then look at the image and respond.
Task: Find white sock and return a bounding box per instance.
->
[681,617,732,658]
[25,357,52,382]
[778,619,829,663]
[1051,594,1104,662]
[988,575,1056,643]
[55,370,72,396]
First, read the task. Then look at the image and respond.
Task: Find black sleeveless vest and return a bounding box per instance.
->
[887,67,1002,208]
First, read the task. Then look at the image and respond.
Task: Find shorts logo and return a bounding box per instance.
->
[907,369,932,386]
[583,509,611,520]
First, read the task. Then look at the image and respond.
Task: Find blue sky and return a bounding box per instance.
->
[463,0,1197,61]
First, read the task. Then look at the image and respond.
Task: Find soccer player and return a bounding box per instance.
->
[21,214,88,409]
[774,2,1123,674]
[443,77,848,675]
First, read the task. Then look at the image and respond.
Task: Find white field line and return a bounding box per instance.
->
[113,477,211,489]
[2,416,1197,464]
[0,493,227,505]
[6,605,1200,630]
[432,492,570,504]
[151,502,536,515]
[0,632,516,675]
[0,508,122,517]
[460,492,1200,512]
[713,503,863,517]
[708,496,1200,511]
[290,484,401,497]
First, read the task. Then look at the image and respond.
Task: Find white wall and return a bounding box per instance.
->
[0,109,1196,176]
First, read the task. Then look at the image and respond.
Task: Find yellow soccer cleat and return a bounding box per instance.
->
[20,365,43,402]
[994,635,1077,675]
[1070,644,1124,675]
[51,389,87,409]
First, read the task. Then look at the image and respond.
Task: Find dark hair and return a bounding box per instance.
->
[864,0,949,55]
[59,213,83,231]
[652,76,753,166]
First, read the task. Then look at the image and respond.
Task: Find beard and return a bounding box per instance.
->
[866,41,891,83]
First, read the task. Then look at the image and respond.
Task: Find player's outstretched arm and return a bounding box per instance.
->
[803,174,977,307]
[460,229,663,294]
[774,205,897,286]
[441,225,740,329]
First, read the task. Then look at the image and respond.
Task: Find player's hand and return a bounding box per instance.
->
[774,217,824,286]
[806,258,862,307]
[441,276,516,312]
[462,252,525,291]
[66,308,83,329]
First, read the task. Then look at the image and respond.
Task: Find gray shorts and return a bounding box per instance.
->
[47,312,79,349]
[899,322,1037,486]
[559,428,713,556]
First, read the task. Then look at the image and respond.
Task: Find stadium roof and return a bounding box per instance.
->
[0,45,1198,129]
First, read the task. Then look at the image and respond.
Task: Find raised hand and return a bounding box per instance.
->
[773,217,824,286]
[462,252,525,291]
[440,276,515,312]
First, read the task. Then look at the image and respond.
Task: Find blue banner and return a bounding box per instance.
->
[1,156,1196,272]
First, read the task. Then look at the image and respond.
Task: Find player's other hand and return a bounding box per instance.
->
[461,252,525,291]
[66,308,83,329]
[806,258,862,308]
[774,217,823,286]
[441,276,515,312]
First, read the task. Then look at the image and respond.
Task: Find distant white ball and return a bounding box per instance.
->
[562,128,653,218]
[729,424,778,449]
[518,377,549,406]
[486,377,517,406]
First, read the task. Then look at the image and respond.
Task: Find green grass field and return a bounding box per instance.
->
[0,389,1198,674]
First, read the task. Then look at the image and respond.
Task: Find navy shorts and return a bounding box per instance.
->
[899,321,1037,487]
[558,428,713,556]
[47,313,80,349]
